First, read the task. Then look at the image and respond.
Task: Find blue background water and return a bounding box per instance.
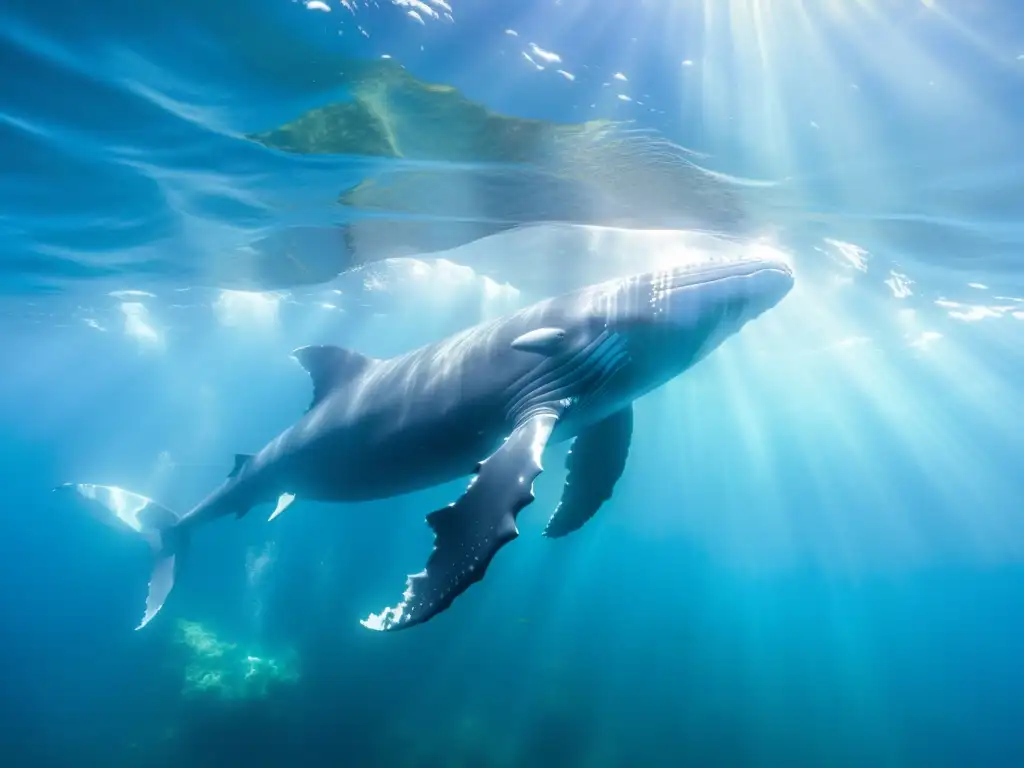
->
[1,0,1023,765]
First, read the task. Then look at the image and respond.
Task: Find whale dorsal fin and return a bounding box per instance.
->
[228,453,255,479]
[292,345,377,408]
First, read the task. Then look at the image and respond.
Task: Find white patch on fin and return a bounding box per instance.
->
[511,327,567,355]
[268,493,296,521]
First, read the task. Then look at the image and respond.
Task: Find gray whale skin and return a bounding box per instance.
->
[56,254,794,632]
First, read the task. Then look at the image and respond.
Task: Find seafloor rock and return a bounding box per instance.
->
[176,619,299,701]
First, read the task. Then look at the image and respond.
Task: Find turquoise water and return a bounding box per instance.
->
[1,1,1023,766]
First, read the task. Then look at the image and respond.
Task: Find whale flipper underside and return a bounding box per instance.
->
[544,405,633,538]
[362,411,560,632]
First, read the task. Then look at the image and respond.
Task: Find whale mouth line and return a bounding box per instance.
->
[662,261,794,294]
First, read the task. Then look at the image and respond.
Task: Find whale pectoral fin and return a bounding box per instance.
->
[268,492,297,522]
[544,405,633,538]
[362,411,560,632]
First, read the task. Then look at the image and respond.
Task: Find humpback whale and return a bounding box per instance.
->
[57,254,794,632]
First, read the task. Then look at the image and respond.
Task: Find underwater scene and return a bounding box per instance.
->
[1,0,1023,766]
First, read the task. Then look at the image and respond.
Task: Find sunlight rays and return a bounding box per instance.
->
[212,289,282,329]
[20,0,1021,696]
[606,234,1023,576]
[920,2,1024,69]
[687,0,1017,237]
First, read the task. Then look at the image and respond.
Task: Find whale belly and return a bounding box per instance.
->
[282,391,507,503]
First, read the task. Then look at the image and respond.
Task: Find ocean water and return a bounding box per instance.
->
[1,0,1023,766]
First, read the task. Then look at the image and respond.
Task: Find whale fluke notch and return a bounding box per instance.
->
[54,483,188,630]
[228,454,255,479]
[292,345,377,408]
[544,405,633,538]
[362,411,560,632]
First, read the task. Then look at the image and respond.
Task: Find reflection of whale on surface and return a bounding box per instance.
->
[240,222,791,301]
[257,154,760,287]
[237,60,771,289]
[57,253,794,632]
[329,153,756,246]
[353,223,795,299]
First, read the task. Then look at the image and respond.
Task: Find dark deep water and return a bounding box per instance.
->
[1,1,1024,766]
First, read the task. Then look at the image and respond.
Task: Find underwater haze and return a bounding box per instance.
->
[1,0,1023,766]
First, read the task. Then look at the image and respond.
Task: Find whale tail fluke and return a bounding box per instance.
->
[54,483,190,630]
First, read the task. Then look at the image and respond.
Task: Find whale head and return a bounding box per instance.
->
[593,247,795,376]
